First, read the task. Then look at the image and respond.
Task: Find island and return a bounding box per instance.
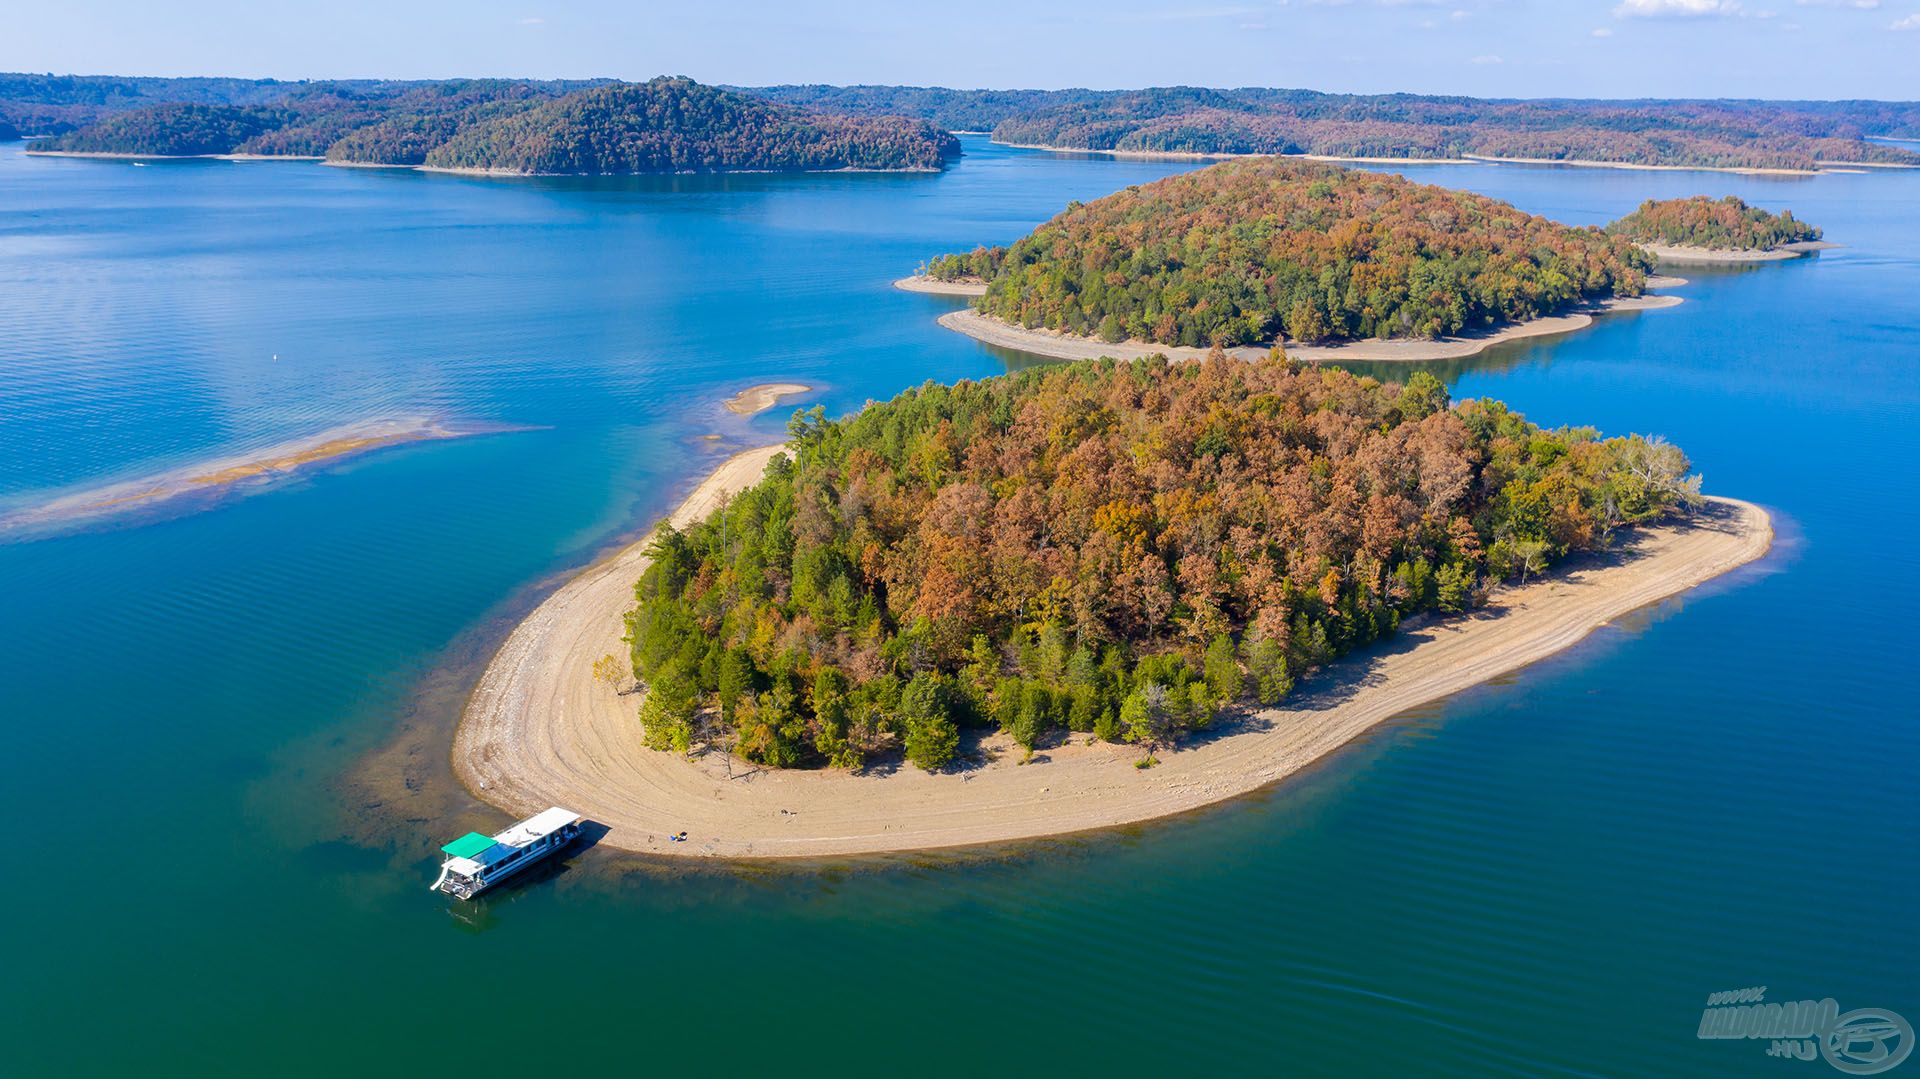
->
[23,77,958,174]
[920,157,1679,364]
[453,358,1772,857]
[1606,195,1833,264]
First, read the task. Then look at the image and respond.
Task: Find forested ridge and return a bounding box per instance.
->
[749,84,1920,171]
[422,78,957,174]
[925,157,1650,348]
[18,76,954,172]
[1607,195,1821,251]
[628,358,1701,771]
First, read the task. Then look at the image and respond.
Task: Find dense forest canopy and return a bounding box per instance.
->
[749,84,1920,170]
[15,75,953,172]
[1606,195,1822,251]
[422,78,958,174]
[744,85,1106,133]
[628,358,1702,771]
[925,157,1650,348]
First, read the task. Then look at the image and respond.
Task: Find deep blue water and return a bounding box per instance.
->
[0,138,1914,1076]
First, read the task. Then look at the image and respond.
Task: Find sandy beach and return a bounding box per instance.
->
[1458,153,1838,176]
[1641,240,1837,265]
[893,275,989,296]
[936,287,1684,366]
[999,142,1485,167]
[453,441,1771,860]
[723,383,812,416]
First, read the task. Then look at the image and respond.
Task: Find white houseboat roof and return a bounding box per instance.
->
[495,807,581,846]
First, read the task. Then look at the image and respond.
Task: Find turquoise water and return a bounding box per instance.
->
[1,137,1914,1076]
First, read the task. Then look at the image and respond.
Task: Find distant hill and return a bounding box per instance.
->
[19,78,599,159]
[1607,196,1821,251]
[18,75,957,173]
[422,78,958,174]
[926,156,1651,347]
[0,73,390,139]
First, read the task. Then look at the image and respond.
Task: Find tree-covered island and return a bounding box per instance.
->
[627,357,1701,772]
[922,157,1652,349]
[1606,195,1822,252]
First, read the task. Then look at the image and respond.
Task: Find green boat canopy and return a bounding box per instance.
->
[441,832,497,859]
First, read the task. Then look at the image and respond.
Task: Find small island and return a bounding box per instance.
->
[26,77,959,175]
[454,360,1771,857]
[920,157,1675,363]
[1606,195,1831,264]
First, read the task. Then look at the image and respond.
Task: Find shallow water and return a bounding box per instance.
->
[1,138,1914,1076]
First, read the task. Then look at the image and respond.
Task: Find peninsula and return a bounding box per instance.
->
[1607,195,1833,264]
[921,157,1669,362]
[454,359,1771,857]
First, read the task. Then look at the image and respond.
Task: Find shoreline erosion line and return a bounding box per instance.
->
[925,279,1686,365]
[452,443,1773,860]
[1643,240,1837,265]
[998,141,1916,175]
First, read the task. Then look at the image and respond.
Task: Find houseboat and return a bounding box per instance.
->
[430,807,582,900]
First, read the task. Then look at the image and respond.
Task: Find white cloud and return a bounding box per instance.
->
[1794,0,1878,8]
[1613,0,1742,16]
[519,16,545,25]
[1592,26,1616,35]
[1470,53,1503,63]
[1893,12,1920,27]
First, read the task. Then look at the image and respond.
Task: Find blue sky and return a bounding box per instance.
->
[7,0,1919,99]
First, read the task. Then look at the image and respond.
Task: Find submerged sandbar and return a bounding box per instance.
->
[723,383,813,416]
[0,417,492,538]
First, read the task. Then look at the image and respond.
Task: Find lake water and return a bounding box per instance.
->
[1,137,1914,1076]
